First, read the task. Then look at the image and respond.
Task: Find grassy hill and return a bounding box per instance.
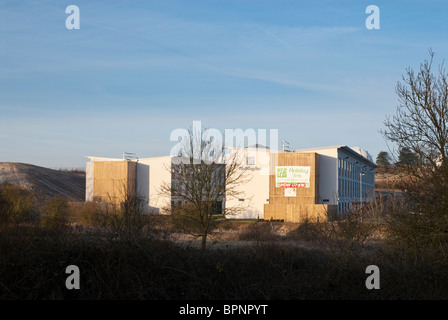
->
[0,162,85,202]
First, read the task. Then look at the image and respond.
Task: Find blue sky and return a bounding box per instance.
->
[1,0,448,168]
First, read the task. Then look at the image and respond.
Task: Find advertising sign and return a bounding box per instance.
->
[275,166,310,188]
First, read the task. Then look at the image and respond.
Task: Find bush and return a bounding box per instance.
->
[238,221,278,241]
[76,201,111,228]
[116,196,151,240]
[286,218,323,241]
[385,201,448,259]
[74,197,152,240]
[0,183,36,227]
[40,197,70,232]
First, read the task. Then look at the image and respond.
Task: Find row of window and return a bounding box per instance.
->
[338,178,373,200]
[338,202,352,213]
[338,158,374,185]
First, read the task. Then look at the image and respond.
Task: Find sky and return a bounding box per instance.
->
[1,0,448,169]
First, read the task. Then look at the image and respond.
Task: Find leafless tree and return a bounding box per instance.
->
[382,49,448,199]
[381,49,448,254]
[160,125,252,250]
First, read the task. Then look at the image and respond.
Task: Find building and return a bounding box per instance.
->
[86,155,172,214]
[263,151,334,222]
[85,145,375,222]
[293,145,376,213]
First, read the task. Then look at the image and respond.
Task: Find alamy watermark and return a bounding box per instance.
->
[170,121,278,170]
[366,5,380,30]
[365,265,380,290]
[65,265,80,290]
[65,5,379,31]
[65,5,80,30]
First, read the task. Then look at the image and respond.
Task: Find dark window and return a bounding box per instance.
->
[212,201,223,215]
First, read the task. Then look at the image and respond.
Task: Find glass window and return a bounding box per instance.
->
[349,163,352,179]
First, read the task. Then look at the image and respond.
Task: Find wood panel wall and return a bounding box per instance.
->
[264,152,334,222]
[93,161,136,203]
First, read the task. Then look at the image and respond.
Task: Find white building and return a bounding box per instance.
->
[293,145,376,213]
[85,145,375,219]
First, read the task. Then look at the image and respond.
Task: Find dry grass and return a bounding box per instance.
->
[1,183,448,299]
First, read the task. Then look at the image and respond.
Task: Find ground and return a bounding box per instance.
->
[0,162,85,201]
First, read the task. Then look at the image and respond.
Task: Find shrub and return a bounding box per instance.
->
[385,201,448,259]
[286,218,323,241]
[116,196,151,240]
[40,197,70,232]
[76,201,110,228]
[0,183,36,226]
[75,197,152,240]
[238,221,277,241]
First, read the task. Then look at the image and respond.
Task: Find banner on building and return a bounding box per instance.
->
[275,166,310,188]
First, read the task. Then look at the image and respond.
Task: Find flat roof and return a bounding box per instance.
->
[294,145,346,152]
[86,145,377,167]
[294,145,376,167]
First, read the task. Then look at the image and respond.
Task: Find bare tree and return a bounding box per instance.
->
[381,49,448,254]
[382,49,448,198]
[160,125,252,250]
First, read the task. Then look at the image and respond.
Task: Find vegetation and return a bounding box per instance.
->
[159,124,251,250]
[0,182,36,227]
[376,151,391,167]
[381,49,448,261]
[57,168,86,175]
[1,181,448,300]
[40,197,70,233]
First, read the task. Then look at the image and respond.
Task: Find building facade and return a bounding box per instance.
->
[293,146,376,213]
[85,145,375,221]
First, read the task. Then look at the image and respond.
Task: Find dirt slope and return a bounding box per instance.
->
[0,162,85,202]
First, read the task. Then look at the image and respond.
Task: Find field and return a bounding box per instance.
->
[1,210,448,300]
[0,162,85,201]
[1,164,448,300]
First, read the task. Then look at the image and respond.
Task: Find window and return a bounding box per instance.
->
[246,156,255,165]
[350,181,353,198]
[349,180,351,198]
[349,163,351,179]
[212,201,223,215]
[344,161,347,177]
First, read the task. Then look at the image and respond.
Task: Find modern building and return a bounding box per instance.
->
[293,145,376,214]
[85,145,375,222]
[86,155,172,214]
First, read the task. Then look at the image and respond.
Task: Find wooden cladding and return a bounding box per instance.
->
[264,152,335,223]
[93,161,136,203]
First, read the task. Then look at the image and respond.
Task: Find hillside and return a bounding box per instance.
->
[0,162,85,202]
[374,167,402,192]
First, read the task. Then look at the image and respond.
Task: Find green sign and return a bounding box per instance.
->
[275,166,311,188]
